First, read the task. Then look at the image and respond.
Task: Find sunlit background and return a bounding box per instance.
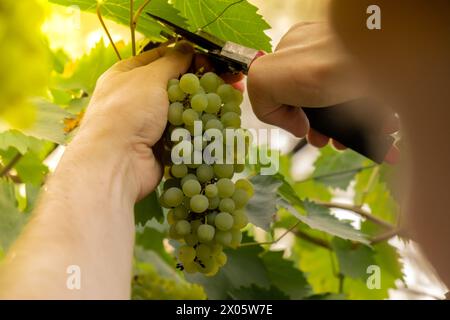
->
[7,0,448,299]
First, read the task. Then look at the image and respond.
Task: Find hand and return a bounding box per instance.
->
[247,22,368,140]
[74,41,194,200]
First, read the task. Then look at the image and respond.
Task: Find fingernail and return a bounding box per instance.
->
[174,41,193,54]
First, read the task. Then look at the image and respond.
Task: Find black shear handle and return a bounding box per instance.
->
[302,99,394,164]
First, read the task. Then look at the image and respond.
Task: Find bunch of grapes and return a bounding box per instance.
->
[160,72,254,276]
[0,0,49,127]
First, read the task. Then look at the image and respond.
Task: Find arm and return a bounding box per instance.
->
[0,42,193,299]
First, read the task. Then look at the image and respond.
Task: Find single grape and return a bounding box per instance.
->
[171,164,188,178]
[190,220,203,233]
[179,73,200,94]
[168,84,186,102]
[163,187,184,207]
[182,179,201,197]
[183,196,191,210]
[221,102,241,115]
[205,184,218,198]
[182,108,199,126]
[232,188,249,208]
[191,93,208,112]
[206,212,217,225]
[216,252,227,267]
[208,197,220,210]
[197,256,217,274]
[190,194,209,213]
[184,233,199,247]
[169,224,183,240]
[181,173,197,186]
[167,78,179,89]
[215,230,232,246]
[202,113,217,126]
[230,229,243,248]
[232,209,248,229]
[219,198,236,213]
[205,119,224,131]
[232,88,244,104]
[216,84,235,103]
[196,243,212,260]
[235,179,254,197]
[183,261,198,274]
[210,243,223,256]
[168,102,184,125]
[213,164,234,179]
[216,178,235,198]
[234,164,245,173]
[215,212,234,231]
[197,224,215,243]
[167,210,176,225]
[205,262,219,277]
[221,112,241,128]
[200,72,220,93]
[178,245,196,263]
[205,93,222,113]
[194,86,206,95]
[175,220,191,236]
[196,164,214,183]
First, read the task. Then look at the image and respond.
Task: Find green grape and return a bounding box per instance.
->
[216,252,227,267]
[171,164,188,178]
[191,93,208,112]
[232,209,248,229]
[208,197,220,210]
[183,261,198,274]
[190,220,203,233]
[197,243,212,259]
[168,102,184,126]
[215,212,234,231]
[167,78,179,89]
[205,119,224,131]
[163,187,184,207]
[184,233,199,247]
[230,229,243,248]
[219,198,235,213]
[234,164,245,173]
[175,220,191,236]
[178,245,196,263]
[235,179,254,197]
[169,225,183,240]
[182,179,201,197]
[221,112,241,128]
[232,88,244,104]
[173,206,188,220]
[197,224,215,243]
[168,84,186,102]
[232,188,249,208]
[200,72,220,93]
[190,194,209,213]
[222,102,241,115]
[205,93,222,113]
[196,164,214,183]
[197,256,217,274]
[205,184,218,198]
[183,196,191,210]
[206,212,217,225]
[217,84,235,103]
[217,178,235,198]
[185,124,196,136]
[215,230,232,246]
[194,86,206,95]
[213,164,234,179]
[164,178,180,190]
[179,73,200,94]
[182,109,199,126]
[167,210,176,225]
[181,173,197,186]
[202,113,217,126]
[210,243,223,256]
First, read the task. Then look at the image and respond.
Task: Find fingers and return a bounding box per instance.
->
[256,104,310,138]
[307,129,329,148]
[142,41,194,84]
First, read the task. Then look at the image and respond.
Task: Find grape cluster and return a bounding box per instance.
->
[161,72,254,276]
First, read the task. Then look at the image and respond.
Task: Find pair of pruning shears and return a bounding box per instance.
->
[148,13,395,164]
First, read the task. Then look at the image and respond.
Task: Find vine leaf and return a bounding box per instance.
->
[313,145,367,190]
[134,191,164,226]
[49,0,187,40]
[279,199,370,245]
[172,0,272,52]
[0,130,44,155]
[228,285,288,300]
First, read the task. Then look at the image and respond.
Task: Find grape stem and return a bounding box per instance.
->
[96,3,122,60]
[131,0,152,56]
[370,228,401,244]
[240,221,301,247]
[356,165,380,207]
[0,153,22,178]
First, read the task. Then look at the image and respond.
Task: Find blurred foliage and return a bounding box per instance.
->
[0,0,403,300]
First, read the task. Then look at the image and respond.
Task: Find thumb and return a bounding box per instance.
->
[144,41,194,84]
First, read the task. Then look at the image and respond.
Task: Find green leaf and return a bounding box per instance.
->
[279,200,370,244]
[313,145,367,190]
[332,238,376,280]
[135,224,173,265]
[14,152,49,186]
[134,191,164,226]
[0,179,26,250]
[294,179,333,203]
[228,285,288,300]
[0,130,44,155]
[173,0,272,52]
[247,175,282,231]
[261,251,312,299]
[50,0,187,42]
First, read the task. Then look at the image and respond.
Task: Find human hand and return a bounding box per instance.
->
[247,22,368,140]
[73,41,194,200]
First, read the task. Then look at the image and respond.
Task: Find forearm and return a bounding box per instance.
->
[0,131,137,299]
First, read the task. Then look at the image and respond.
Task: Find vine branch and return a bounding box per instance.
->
[357,165,380,207]
[131,0,152,56]
[240,221,300,247]
[0,153,22,178]
[370,228,401,244]
[97,3,122,60]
